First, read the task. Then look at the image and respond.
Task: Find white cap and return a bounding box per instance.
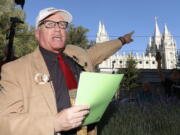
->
[35,7,72,29]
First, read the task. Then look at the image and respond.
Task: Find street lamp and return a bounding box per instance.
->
[5,0,25,62]
[14,0,25,9]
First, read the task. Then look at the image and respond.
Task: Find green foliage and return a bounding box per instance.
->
[66,24,89,49]
[118,55,140,92]
[0,0,37,60]
[98,101,180,135]
[0,0,14,60]
[14,26,37,57]
[0,1,91,60]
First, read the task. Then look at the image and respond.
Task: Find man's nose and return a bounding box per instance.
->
[54,24,61,31]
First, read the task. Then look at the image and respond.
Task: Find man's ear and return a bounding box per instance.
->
[65,30,68,37]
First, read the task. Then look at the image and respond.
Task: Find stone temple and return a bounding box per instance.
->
[97,18,177,73]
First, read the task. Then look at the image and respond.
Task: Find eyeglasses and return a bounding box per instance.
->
[39,20,68,29]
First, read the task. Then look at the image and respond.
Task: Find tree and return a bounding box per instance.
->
[0,1,91,61]
[14,25,37,57]
[66,24,89,49]
[0,0,37,61]
[0,0,15,60]
[118,55,139,95]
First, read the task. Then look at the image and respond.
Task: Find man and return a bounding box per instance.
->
[0,7,134,135]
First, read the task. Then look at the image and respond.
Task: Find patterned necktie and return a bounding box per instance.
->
[57,54,77,90]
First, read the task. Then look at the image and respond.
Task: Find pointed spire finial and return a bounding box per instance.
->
[154,16,161,37]
[98,21,102,34]
[155,16,158,22]
[164,23,169,35]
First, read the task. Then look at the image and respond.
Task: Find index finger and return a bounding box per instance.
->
[129,31,135,35]
[71,105,90,112]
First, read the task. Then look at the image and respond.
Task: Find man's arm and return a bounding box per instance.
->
[87,31,134,67]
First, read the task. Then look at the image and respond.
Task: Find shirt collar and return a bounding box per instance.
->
[39,47,58,62]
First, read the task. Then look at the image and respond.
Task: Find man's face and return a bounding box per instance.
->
[35,12,67,53]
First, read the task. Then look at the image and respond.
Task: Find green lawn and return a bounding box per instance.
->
[98,100,180,135]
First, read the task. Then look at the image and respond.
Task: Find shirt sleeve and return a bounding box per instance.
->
[87,39,123,67]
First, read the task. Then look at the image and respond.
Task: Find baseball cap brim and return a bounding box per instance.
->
[36,7,72,29]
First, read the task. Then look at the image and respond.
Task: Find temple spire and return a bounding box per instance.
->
[164,24,169,36]
[102,23,106,34]
[153,16,161,49]
[154,16,161,37]
[97,21,102,36]
[96,21,109,43]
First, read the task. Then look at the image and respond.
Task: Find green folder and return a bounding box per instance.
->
[75,72,124,125]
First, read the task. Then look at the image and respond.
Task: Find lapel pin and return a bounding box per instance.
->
[34,72,50,85]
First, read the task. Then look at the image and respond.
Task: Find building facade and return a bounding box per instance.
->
[97,18,177,73]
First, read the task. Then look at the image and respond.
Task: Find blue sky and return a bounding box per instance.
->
[23,0,180,53]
